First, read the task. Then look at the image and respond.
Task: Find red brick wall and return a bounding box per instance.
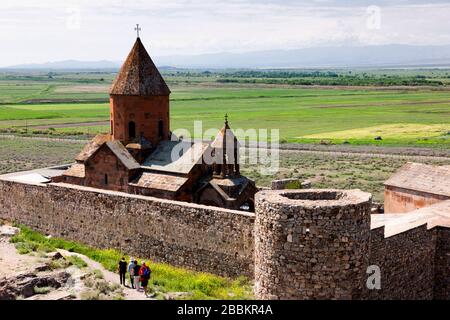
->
[84,145,132,192]
[384,185,449,213]
[110,94,170,145]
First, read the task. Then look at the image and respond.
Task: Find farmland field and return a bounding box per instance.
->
[0,69,449,202]
[0,70,449,147]
[0,136,448,203]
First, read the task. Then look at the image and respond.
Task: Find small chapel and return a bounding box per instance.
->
[53,35,257,211]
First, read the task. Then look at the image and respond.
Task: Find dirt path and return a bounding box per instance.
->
[0,239,41,279]
[0,134,448,161]
[1,223,150,300]
[271,148,450,162]
[30,121,109,130]
[56,249,152,300]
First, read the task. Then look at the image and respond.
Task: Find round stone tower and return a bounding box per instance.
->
[254,189,372,300]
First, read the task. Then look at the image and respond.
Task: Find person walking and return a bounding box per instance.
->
[139,262,152,297]
[133,260,141,291]
[128,258,136,289]
[118,257,127,286]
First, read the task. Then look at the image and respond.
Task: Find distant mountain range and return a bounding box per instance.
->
[4,44,450,70]
[4,60,120,70]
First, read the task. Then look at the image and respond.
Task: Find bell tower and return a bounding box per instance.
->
[109,34,171,146]
[211,114,240,178]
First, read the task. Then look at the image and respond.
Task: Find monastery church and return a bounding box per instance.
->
[54,36,257,211]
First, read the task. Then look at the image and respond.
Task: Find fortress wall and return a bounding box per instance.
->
[434,227,450,299]
[2,176,449,299]
[0,179,255,278]
[254,189,372,300]
[366,225,436,299]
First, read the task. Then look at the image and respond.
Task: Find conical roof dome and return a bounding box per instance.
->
[211,116,240,149]
[110,37,170,96]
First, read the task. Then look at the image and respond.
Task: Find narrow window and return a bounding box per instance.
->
[158,120,164,138]
[104,174,108,185]
[128,121,136,139]
[110,120,114,135]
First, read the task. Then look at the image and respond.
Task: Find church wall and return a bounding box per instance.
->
[384,185,449,213]
[0,179,255,278]
[110,95,170,146]
[84,145,132,192]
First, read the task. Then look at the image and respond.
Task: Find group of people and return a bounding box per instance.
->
[118,257,152,297]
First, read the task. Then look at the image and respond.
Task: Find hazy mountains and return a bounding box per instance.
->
[4,44,450,70]
[5,60,119,70]
[157,44,450,69]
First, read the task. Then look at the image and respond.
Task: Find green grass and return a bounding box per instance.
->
[33,286,52,295]
[67,255,88,268]
[10,225,253,300]
[0,86,449,147]
[0,138,84,174]
[241,151,450,202]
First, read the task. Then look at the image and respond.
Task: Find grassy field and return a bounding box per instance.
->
[0,138,82,174]
[0,81,449,147]
[241,151,450,202]
[1,137,448,202]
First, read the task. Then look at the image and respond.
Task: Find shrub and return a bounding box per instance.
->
[15,242,35,254]
[80,289,100,300]
[33,286,52,295]
[67,255,88,268]
[92,269,104,279]
[95,280,111,294]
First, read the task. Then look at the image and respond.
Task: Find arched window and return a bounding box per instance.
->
[128,121,136,139]
[104,174,108,185]
[158,120,164,138]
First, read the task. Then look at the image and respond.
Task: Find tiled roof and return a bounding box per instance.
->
[63,163,85,178]
[129,172,188,192]
[110,37,170,96]
[75,134,111,162]
[105,141,140,170]
[384,162,450,197]
[125,136,152,150]
[211,122,240,149]
[142,140,210,174]
[371,200,450,237]
[75,135,140,170]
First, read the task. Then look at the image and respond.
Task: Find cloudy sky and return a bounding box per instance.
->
[0,0,449,66]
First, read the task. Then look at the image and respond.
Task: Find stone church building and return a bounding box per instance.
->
[53,37,257,211]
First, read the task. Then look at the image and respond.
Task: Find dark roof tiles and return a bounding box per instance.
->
[75,134,112,162]
[105,141,140,170]
[110,37,170,96]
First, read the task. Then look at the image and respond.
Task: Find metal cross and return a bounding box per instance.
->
[225,113,228,124]
[134,24,141,38]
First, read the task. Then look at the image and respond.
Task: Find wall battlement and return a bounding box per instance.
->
[0,172,449,300]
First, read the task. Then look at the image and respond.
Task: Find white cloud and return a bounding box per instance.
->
[0,0,449,66]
